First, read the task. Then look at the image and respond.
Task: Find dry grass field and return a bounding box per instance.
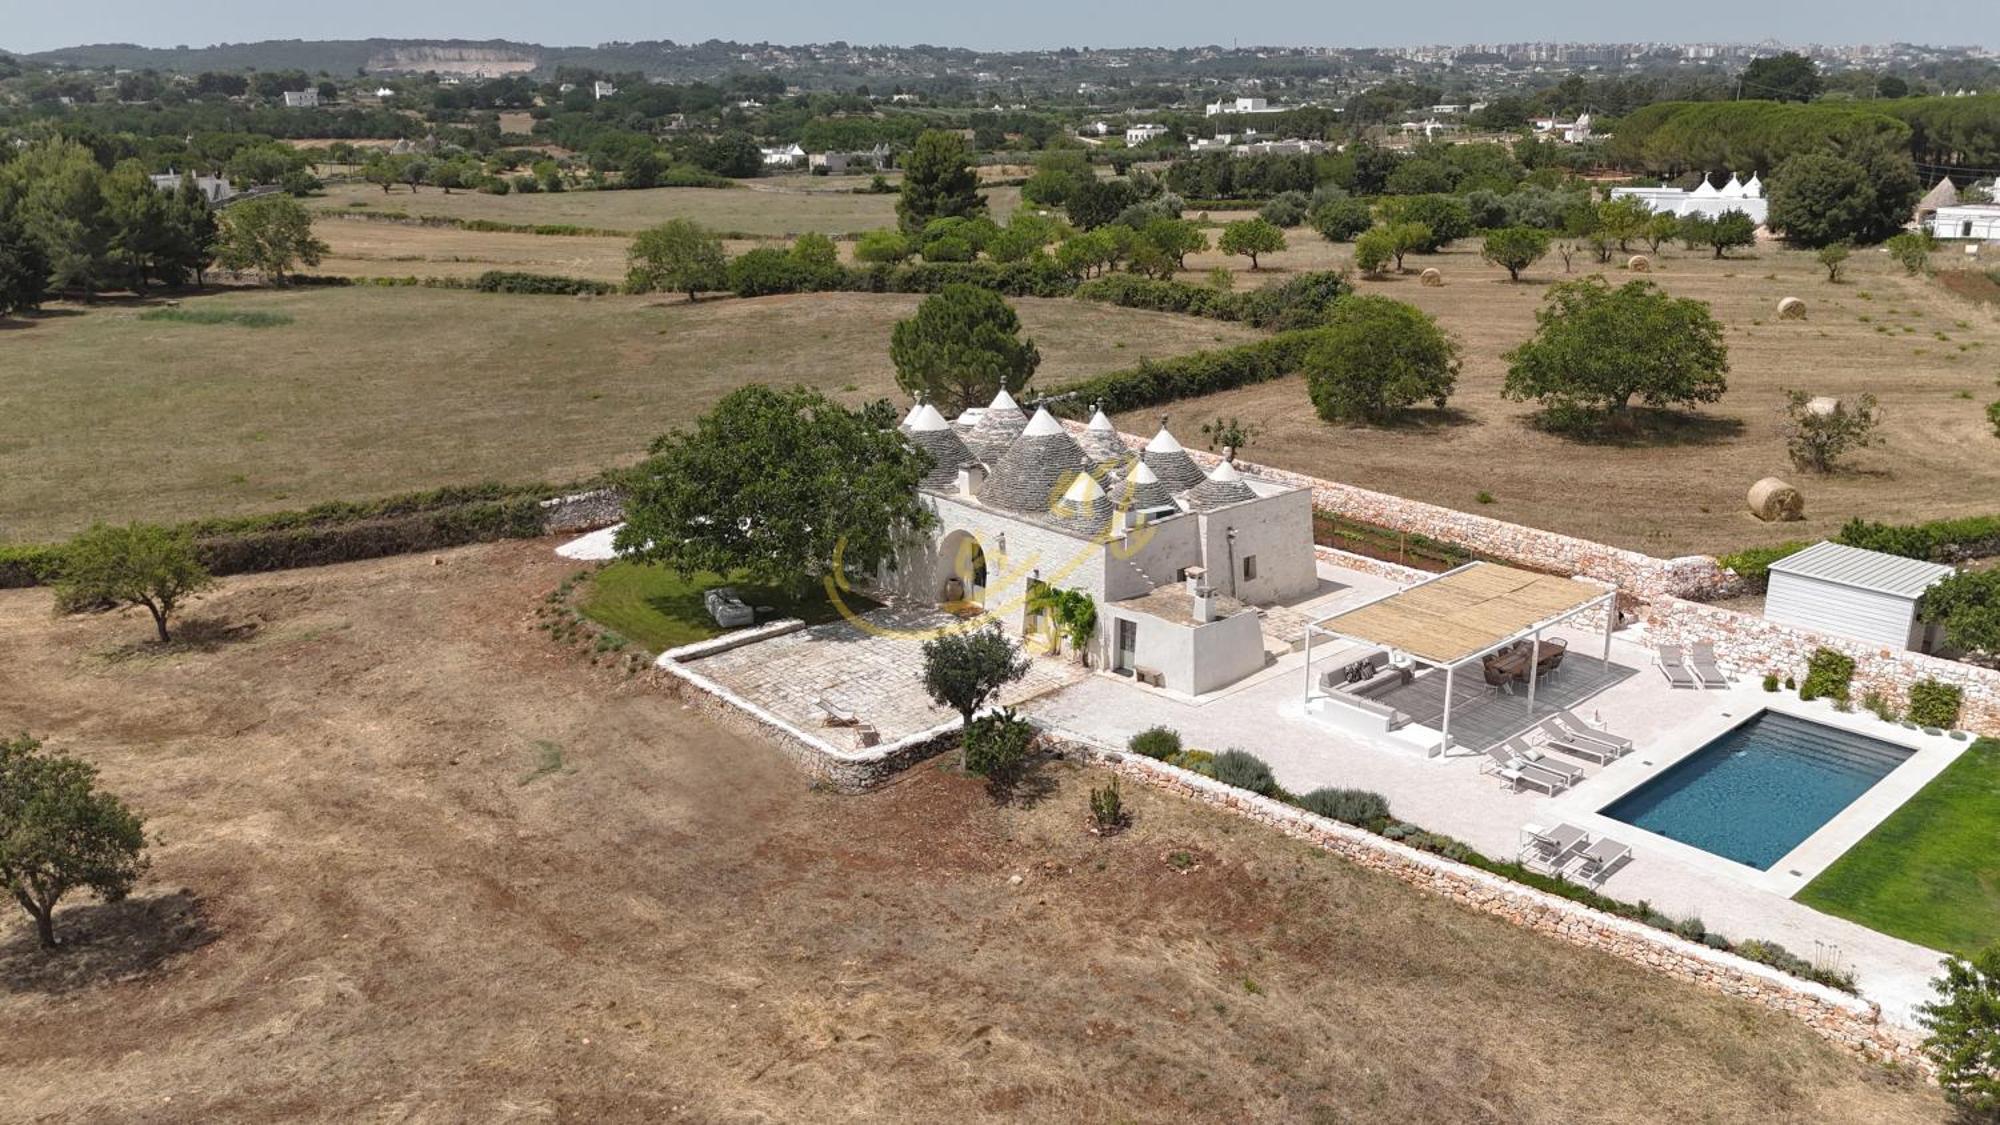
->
[312,178,1023,236]
[0,540,1949,1123]
[0,289,1252,542]
[1128,236,2000,556]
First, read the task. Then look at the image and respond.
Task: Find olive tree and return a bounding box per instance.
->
[0,735,149,949]
[1217,218,1285,270]
[54,523,215,644]
[1502,278,1729,433]
[626,218,727,301]
[1304,295,1461,424]
[921,625,1031,769]
[1481,225,1551,282]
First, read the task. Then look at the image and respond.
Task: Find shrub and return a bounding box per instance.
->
[1310,197,1375,242]
[1089,777,1126,832]
[1127,726,1182,761]
[1799,647,1856,703]
[1717,541,1811,590]
[1382,194,1472,250]
[1862,690,1900,722]
[1353,227,1394,274]
[471,270,615,296]
[1210,748,1279,796]
[727,247,807,297]
[1231,270,1351,331]
[1170,749,1216,776]
[1292,787,1390,826]
[1762,673,1780,692]
[1907,679,1964,729]
[1781,389,1882,473]
[1989,400,2000,438]
[962,707,1035,777]
[1049,328,1326,415]
[1258,190,1311,228]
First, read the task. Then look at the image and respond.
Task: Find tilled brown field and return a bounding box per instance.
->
[0,542,1947,1123]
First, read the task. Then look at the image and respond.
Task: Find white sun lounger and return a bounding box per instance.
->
[1502,736,1586,785]
[1542,713,1633,763]
[1521,822,1590,874]
[1655,645,1698,689]
[1480,743,1573,794]
[1564,837,1632,888]
[1687,642,1730,689]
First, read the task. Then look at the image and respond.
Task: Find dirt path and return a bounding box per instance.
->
[0,542,1946,1122]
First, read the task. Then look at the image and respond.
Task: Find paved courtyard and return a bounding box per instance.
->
[684,603,1087,749]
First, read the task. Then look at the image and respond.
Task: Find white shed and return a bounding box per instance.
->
[1764,541,1955,651]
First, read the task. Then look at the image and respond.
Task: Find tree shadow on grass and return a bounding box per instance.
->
[99,615,261,663]
[0,890,216,996]
[1518,408,1747,448]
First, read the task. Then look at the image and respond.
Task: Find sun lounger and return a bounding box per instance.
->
[1480,743,1573,794]
[1551,711,1634,756]
[1564,837,1632,888]
[1521,822,1590,874]
[1535,723,1621,764]
[1502,736,1586,785]
[1687,642,1730,689]
[814,698,859,727]
[1655,645,1698,689]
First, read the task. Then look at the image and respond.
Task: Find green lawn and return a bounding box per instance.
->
[1796,737,2000,957]
[577,561,876,653]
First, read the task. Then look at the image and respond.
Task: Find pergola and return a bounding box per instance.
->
[1303,562,1618,755]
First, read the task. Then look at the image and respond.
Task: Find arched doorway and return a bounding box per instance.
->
[938,530,988,607]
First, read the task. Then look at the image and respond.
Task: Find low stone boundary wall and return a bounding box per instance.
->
[1647,596,2000,735]
[1312,544,1432,586]
[539,488,624,534]
[1045,729,1930,1068]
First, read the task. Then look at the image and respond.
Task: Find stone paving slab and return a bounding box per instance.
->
[686,603,1086,751]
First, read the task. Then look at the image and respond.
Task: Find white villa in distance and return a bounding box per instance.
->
[885,391,1316,695]
[1206,96,1288,117]
[1610,172,1768,225]
[1124,123,1170,146]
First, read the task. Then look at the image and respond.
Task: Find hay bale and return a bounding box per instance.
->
[1747,477,1805,522]
[1777,296,1807,320]
[1419,268,1444,287]
[1806,395,1841,418]
[1627,254,1651,272]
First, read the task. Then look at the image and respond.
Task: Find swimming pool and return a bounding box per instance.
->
[1601,711,1913,870]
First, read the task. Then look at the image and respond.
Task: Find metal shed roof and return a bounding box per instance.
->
[1766,541,1955,600]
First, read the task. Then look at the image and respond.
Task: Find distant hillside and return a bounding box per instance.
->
[21,38,544,75]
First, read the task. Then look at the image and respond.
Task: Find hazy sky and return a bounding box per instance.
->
[4,0,1996,55]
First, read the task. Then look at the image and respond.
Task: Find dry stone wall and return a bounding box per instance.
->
[1648,596,2000,735]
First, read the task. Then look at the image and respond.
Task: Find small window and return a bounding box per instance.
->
[1243,555,1258,581]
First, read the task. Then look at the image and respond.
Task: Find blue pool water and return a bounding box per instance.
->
[1601,711,1912,871]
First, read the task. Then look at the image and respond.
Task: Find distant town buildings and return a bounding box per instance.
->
[1124,124,1169,146]
[593,81,618,100]
[1531,113,1594,143]
[282,89,320,109]
[1206,96,1289,117]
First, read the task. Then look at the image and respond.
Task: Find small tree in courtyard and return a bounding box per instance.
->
[922,626,1032,769]
[1780,389,1881,472]
[1502,277,1728,434]
[1217,218,1285,270]
[627,218,727,301]
[0,735,149,949]
[1481,225,1551,282]
[890,284,1041,415]
[54,523,215,644]
[1920,943,2000,1117]
[1305,295,1460,424]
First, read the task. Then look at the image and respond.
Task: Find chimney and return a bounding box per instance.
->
[956,464,986,497]
[1191,581,1215,624]
[1184,565,1207,597]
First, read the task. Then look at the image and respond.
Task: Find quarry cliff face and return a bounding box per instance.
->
[368,46,539,75]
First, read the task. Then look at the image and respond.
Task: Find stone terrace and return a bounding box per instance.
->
[685,604,1087,750]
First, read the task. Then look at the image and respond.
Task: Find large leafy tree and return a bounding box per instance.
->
[1217,218,1286,270]
[921,626,1031,769]
[615,386,934,594]
[890,284,1041,414]
[1740,52,1824,103]
[215,196,328,284]
[896,130,985,235]
[2,138,118,295]
[1768,145,1920,247]
[1305,295,1460,424]
[1920,570,2000,662]
[626,218,727,301]
[54,522,216,644]
[0,734,149,950]
[1919,943,2000,1116]
[1503,278,1729,433]
[1678,210,1758,258]
[0,212,52,316]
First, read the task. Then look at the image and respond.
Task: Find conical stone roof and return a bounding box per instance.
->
[964,388,1027,461]
[1919,176,1959,213]
[1140,424,1206,493]
[1079,407,1133,467]
[1049,470,1113,535]
[1109,460,1178,518]
[1184,458,1258,511]
[905,404,975,490]
[980,407,1090,513]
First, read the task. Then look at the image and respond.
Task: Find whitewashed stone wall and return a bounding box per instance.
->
[1047,732,1932,1070]
[1648,597,2000,735]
